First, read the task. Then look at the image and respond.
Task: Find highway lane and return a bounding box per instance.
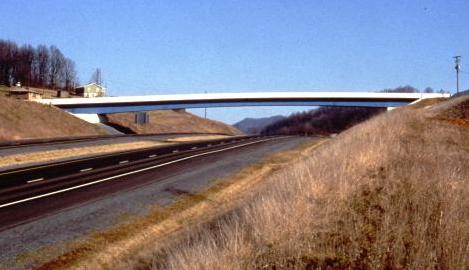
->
[0,135,259,193]
[0,136,313,269]
[0,136,268,211]
[0,136,285,230]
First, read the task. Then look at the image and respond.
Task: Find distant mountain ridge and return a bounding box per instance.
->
[234,115,285,134]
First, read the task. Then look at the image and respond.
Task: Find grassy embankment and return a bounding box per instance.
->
[0,96,106,141]
[105,110,242,136]
[138,96,467,269]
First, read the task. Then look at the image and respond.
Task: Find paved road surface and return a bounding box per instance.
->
[0,136,314,269]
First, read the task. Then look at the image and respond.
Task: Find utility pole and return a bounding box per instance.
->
[454,56,461,94]
[96,68,102,85]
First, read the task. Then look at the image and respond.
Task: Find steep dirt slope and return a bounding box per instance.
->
[0,97,106,141]
[105,110,242,135]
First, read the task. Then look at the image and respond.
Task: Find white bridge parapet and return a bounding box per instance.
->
[38,91,448,106]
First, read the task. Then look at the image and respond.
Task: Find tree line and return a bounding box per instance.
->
[0,39,78,91]
[381,85,436,93]
[261,107,385,136]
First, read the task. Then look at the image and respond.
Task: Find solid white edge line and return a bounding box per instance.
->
[0,138,275,209]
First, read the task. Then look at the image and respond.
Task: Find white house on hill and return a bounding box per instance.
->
[75,83,106,98]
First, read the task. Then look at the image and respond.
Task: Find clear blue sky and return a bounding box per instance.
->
[1,0,468,123]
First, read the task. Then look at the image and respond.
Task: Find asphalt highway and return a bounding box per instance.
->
[0,136,278,230]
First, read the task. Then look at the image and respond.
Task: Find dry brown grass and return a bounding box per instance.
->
[106,110,243,136]
[0,96,106,141]
[0,141,169,168]
[29,138,321,270]
[166,135,231,142]
[0,134,238,168]
[428,96,469,127]
[0,135,234,168]
[143,96,469,270]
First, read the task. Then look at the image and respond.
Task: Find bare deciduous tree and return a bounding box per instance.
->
[382,85,420,93]
[48,46,66,89]
[90,68,103,85]
[0,40,18,86]
[35,45,50,87]
[16,45,35,86]
[63,58,77,91]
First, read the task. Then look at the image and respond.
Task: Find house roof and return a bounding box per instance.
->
[76,82,106,89]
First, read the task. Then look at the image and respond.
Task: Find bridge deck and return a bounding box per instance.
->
[36,92,449,114]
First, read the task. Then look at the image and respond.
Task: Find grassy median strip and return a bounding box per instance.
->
[165,135,230,143]
[21,138,324,269]
[0,141,171,168]
[0,135,232,168]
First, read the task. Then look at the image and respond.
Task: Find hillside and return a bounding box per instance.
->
[234,115,284,134]
[105,110,243,136]
[262,106,385,135]
[135,96,467,269]
[0,96,106,141]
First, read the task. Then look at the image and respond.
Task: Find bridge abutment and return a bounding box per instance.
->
[70,113,105,124]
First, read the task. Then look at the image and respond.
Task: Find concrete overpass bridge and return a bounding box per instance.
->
[36,91,449,123]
